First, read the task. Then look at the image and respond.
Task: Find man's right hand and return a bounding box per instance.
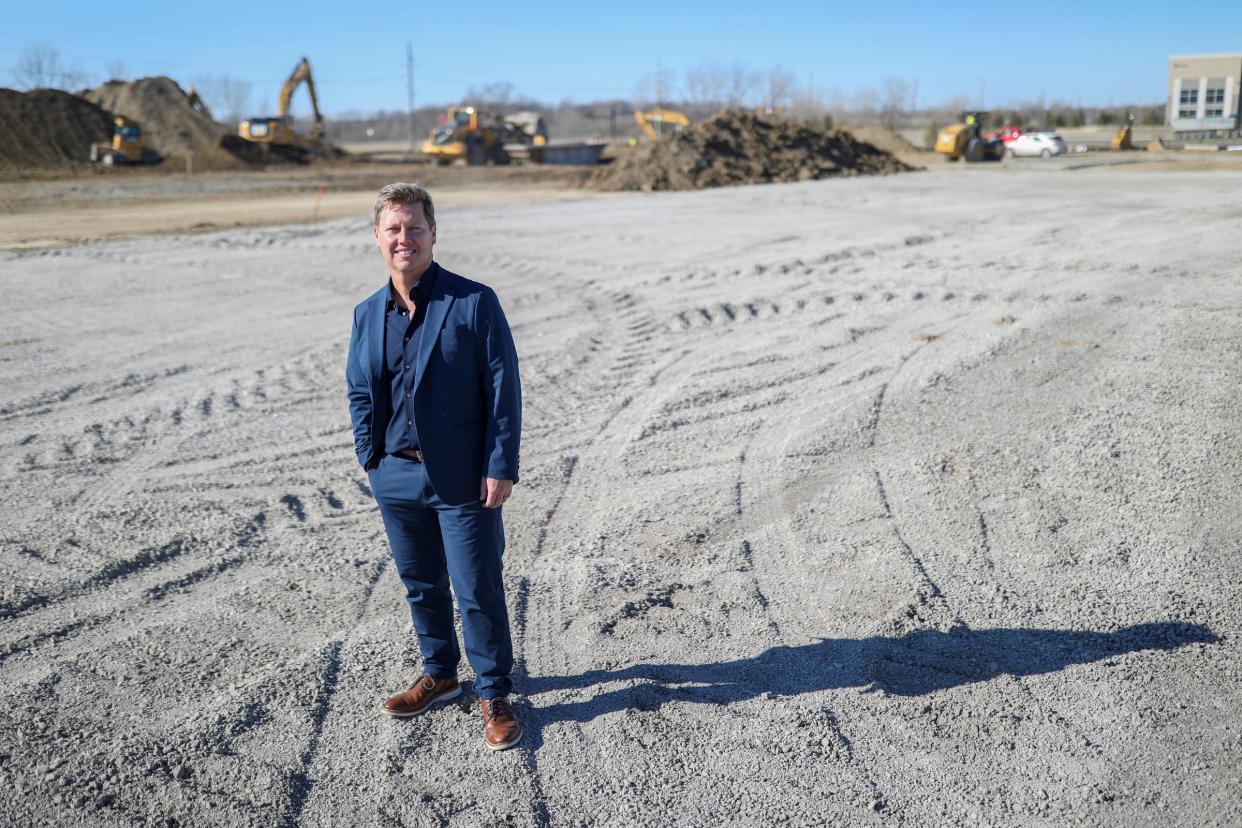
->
[480,477,513,509]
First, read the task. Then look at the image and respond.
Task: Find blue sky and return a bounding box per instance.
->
[3,1,1239,115]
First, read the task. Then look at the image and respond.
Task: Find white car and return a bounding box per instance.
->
[1006,132,1068,158]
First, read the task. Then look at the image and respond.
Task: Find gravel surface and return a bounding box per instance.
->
[0,168,1239,826]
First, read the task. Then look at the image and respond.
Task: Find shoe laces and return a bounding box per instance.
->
[486,698,514,722]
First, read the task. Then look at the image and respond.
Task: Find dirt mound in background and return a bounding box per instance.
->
[846,125,921,157]
[591,110,912,192]
[82,77,225,159]
[0,77,342,175]
[0,88,113,171]
[81,77,334,168]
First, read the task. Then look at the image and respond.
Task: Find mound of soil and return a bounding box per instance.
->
[591,110,912,192]
[82,76,225,159]
[82,77,336,168]
[846,126,921,157]
[0,88,113,171]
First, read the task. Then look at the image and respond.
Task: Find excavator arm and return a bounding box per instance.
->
[277,57,324,140]
[634,108,690,140]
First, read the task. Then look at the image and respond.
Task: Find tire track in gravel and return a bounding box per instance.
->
[722,308,994,810]
[0,342,349,632]
[286,555,393,827]
[29,342,344,520]
[734,442,782,642]
[507,287,629,828]
[857,309,1130,796]
[0,509,271,670]
[735,427,889,810]
[510,285,697,826]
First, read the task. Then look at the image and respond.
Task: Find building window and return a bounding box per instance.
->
[1177,87,1199,119]
[1205,85,1225,118]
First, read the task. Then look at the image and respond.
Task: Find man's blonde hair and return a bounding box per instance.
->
[373,181,435,228]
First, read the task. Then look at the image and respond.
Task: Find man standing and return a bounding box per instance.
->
[346,182,523,750]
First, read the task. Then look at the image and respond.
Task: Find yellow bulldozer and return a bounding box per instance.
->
[89,116,160,166]
[421,106,547,166]
[935,111,1005,162]
[634,107,689,140]
[238,57,324,161]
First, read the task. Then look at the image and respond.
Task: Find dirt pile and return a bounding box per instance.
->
[846,125,921,157]
[0,88,113,171]
[591,110,912,191]
[82,77,225,159]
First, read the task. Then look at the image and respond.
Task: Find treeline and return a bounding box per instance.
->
[324,99,1167,146]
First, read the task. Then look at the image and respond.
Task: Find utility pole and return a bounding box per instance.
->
[655,60,666,137]
[406,41,415,152]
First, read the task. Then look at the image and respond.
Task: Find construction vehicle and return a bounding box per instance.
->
[1110,114,1134,150]
[237,57,324,160]
[89,116,160,166]
[935,112,1005,162]
[634,107,690,140]
[420,106,547,166]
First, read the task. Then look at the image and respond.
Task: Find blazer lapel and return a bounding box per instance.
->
[367,285,387,383]
[413,265,455,395]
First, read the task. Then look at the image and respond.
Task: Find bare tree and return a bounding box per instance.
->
[633,65,676,108]
[761,64,796,113]
[466,81,512,108]
[11,42,87,90]
[879,76,915,130]
[724,62,757,108]
[853,86,879,124]
[685,61,727,109]
[196,75,254,123]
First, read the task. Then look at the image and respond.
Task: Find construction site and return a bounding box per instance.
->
[1,48,1241,828]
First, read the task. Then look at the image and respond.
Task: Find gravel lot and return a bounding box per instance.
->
[1,167,1239,826]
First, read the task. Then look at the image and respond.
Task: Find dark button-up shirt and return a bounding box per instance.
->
[383,264,437,454]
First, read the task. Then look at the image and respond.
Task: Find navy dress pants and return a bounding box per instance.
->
[368,453,514,699]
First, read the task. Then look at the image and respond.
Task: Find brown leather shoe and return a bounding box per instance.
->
[382,674,461,718]
[480,697,522,751]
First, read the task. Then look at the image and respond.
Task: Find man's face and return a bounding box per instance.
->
[374,202,436,281]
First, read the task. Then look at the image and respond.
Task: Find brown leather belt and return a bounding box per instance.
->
[395,448,424,461]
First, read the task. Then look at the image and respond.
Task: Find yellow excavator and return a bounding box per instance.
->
[634,107,689,140]
[238,57,324,160]
[89,116,160,165]
[421,106,547,166]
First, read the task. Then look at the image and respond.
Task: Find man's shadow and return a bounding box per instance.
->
[515,622,1218,753]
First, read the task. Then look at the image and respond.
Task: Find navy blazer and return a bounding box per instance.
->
[347,263,521,506]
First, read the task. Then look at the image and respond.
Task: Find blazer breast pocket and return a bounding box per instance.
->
[439,323,473,364]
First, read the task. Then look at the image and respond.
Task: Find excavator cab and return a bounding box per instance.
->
[935,111,1005,162]
[238,116,298,145]
[90,116,160,165]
